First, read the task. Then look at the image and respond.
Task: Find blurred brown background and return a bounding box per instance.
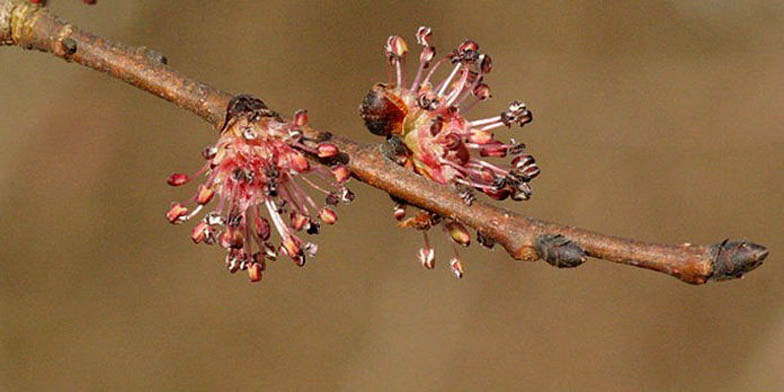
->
[1,1,782,390]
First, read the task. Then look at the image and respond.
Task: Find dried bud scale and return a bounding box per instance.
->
[360,27,542,278]
[166,95,353,282]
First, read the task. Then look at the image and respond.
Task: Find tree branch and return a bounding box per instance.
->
[0,0,769,284]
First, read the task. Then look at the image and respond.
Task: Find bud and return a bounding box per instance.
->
[449,258,464,279]
[385,35,408,58]
[281,237,301,259]
[446,220,471,247]
[317,143,339,158]
[293,109,308,128]
[418,247,435,269]
[167,173,190,186]
[191,222,210,243]
[247,262,263,282]
[166,203,188,224]
[319,207,338,224]
[290,212,309,231]
[393,204,406,221]
[219,229,244,249]
[289,152,310,172]
[458,39,479,53]
[331,165,351,184]
[196,184,215,205]
[472,83,491,101]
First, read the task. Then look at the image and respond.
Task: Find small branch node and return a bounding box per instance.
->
[536,234,587,268]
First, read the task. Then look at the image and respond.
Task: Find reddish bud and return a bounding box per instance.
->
[385,35,408,58]
[449,258,464,279]
[281,237,300,256]
[317,143,339,158]
[166,203,188,224]
[458,39,479,53]
[331,165,351,184]
[293,109,308,128]
[446,221,471,247]
[191,222,209,243]
[418,247,435,269]
[196,185,215,205]
[290,212,309,231]
[289,152,310,172]
[319,207,338,225]
[247,262,263,282]
[167,173,190,186]
[393,204,406,221]
[219,229,244,249]
[472,83,491,101]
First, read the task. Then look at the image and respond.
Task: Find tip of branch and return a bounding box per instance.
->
[709,239,768,281]
[535,234,587,268]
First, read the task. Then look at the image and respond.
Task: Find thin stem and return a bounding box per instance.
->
[0,0,768,284]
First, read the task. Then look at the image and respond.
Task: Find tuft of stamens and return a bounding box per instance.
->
[359,27,542,279]
[166,95,353,282]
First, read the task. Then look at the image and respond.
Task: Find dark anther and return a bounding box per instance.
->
[340,188,355,203]
[477,231,496,249]
[325,192,339,206]
[265,181,278,197]
[535,234,587,268]
[306,222,321,235]
[62,38,77,56]
[508,143,526,155]
[491,176,507,189]
[709,239,768,281]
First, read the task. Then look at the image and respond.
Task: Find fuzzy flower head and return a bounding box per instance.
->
[360,27,541,278]
[360,27,539,201]
[167,95,353,282]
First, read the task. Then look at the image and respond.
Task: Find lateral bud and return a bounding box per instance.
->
[535,234,586,268]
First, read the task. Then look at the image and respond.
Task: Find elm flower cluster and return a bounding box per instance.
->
[166,95,353,282]
[359,27,540,278]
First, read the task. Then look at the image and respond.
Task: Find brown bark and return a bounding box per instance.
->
[0,0,768,284]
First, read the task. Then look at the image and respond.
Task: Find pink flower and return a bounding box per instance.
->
[167,95,353,282]
[360,27,539,202]
[360,27,542,278]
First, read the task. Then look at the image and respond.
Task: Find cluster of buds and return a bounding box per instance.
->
[167,95,353,282]
[360,27,540,277]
